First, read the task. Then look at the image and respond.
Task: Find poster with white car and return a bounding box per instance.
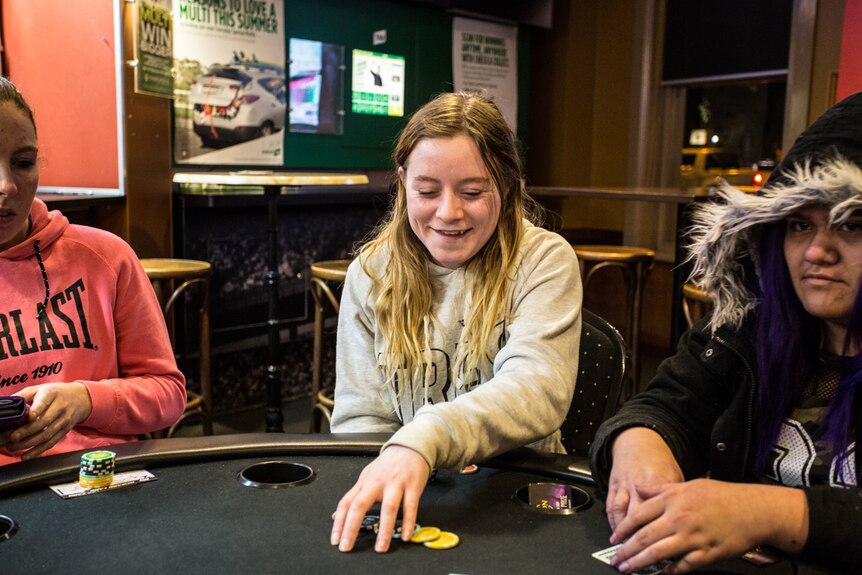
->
[172,0,285,165]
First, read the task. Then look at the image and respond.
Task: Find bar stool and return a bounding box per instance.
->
[571,245,654,400]
[309,259,351,432]
[140,258,213,437]
[682,282,714,329]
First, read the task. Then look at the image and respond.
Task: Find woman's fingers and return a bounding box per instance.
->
[330,445,430,553]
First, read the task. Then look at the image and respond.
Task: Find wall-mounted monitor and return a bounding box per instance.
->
[350,49,405,117]
[289,38,345,134]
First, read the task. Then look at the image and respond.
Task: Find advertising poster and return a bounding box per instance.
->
[452,16,518,132]
[135,0,174,98]
[172,0,285,165]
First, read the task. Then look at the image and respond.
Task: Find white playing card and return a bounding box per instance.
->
[592,544,671,574]
[592,543,622,565]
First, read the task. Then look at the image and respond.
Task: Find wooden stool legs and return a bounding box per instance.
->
[572,246,654,401]
[163,277,212,437]
[682,283,714,329]
[309,259,350,432]
[140,258,213,437]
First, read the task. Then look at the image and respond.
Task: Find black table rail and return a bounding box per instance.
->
[0,433,595,497]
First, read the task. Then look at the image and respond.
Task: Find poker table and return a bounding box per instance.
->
[0,434,834,574]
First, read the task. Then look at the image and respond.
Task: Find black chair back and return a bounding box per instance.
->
[560,309,627,457]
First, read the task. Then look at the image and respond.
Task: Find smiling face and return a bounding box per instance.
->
[400,134,501,269]
[0,102,39,252]
[784,205,862,350]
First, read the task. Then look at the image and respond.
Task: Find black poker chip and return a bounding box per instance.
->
[360,515,417,538]
[360,514,380,531]
[375,519,403,536]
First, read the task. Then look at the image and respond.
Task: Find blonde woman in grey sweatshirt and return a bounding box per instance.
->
[329,92,582,554]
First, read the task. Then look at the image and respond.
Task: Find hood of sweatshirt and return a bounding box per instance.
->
[686,91,862,333]
[0,197,68,261]
[1,198,69,315]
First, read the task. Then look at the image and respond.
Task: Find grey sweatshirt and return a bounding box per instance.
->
[331,222,582,471]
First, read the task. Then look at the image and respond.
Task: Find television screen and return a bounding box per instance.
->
[289,38,344,134]
[351,49,405,117]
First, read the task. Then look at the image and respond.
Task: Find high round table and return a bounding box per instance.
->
[0,434,833,574]
[172,172,369,432]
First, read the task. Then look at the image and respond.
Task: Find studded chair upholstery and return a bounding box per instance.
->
[560,309,627,458]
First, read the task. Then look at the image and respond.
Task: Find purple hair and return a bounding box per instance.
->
[755,220,862,476]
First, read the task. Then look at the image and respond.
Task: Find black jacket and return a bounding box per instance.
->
[589,316,862,572]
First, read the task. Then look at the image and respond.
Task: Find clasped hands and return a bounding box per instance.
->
[605,428,808,574]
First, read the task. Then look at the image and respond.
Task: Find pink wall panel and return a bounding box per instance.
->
[837,0,862,101]
[2,0,119,189]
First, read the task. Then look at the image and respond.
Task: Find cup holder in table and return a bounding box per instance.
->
[0,515,18,542]
[512,482,591,515]
[238,461,316,489]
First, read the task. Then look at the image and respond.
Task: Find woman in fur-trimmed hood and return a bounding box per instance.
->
[589,92,862,573]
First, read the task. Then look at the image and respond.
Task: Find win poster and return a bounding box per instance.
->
[173,0,285,165]
[135,0,174,98]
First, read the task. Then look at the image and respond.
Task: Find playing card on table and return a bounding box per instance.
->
[592,544,672,574]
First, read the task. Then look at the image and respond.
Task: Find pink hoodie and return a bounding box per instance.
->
[0,199,186,464]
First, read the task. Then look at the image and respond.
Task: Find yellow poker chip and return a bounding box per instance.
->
[79,475,113,489]
[410,526,441,543]
[423,531,460,550]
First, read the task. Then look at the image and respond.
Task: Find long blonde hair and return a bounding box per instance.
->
[358,91,542,389]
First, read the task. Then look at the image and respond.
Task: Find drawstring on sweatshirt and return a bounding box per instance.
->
[33,240,50,318]
[422,316,432,407]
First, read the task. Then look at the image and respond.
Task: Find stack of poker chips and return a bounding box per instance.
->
[363,516,461,550]
[79,450,116,489]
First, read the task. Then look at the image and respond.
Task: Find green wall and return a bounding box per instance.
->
[281,0,532,169]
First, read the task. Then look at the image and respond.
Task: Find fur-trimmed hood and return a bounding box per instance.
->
[686,91,862,333]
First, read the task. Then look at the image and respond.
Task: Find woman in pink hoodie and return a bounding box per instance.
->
[0,77,186,465]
